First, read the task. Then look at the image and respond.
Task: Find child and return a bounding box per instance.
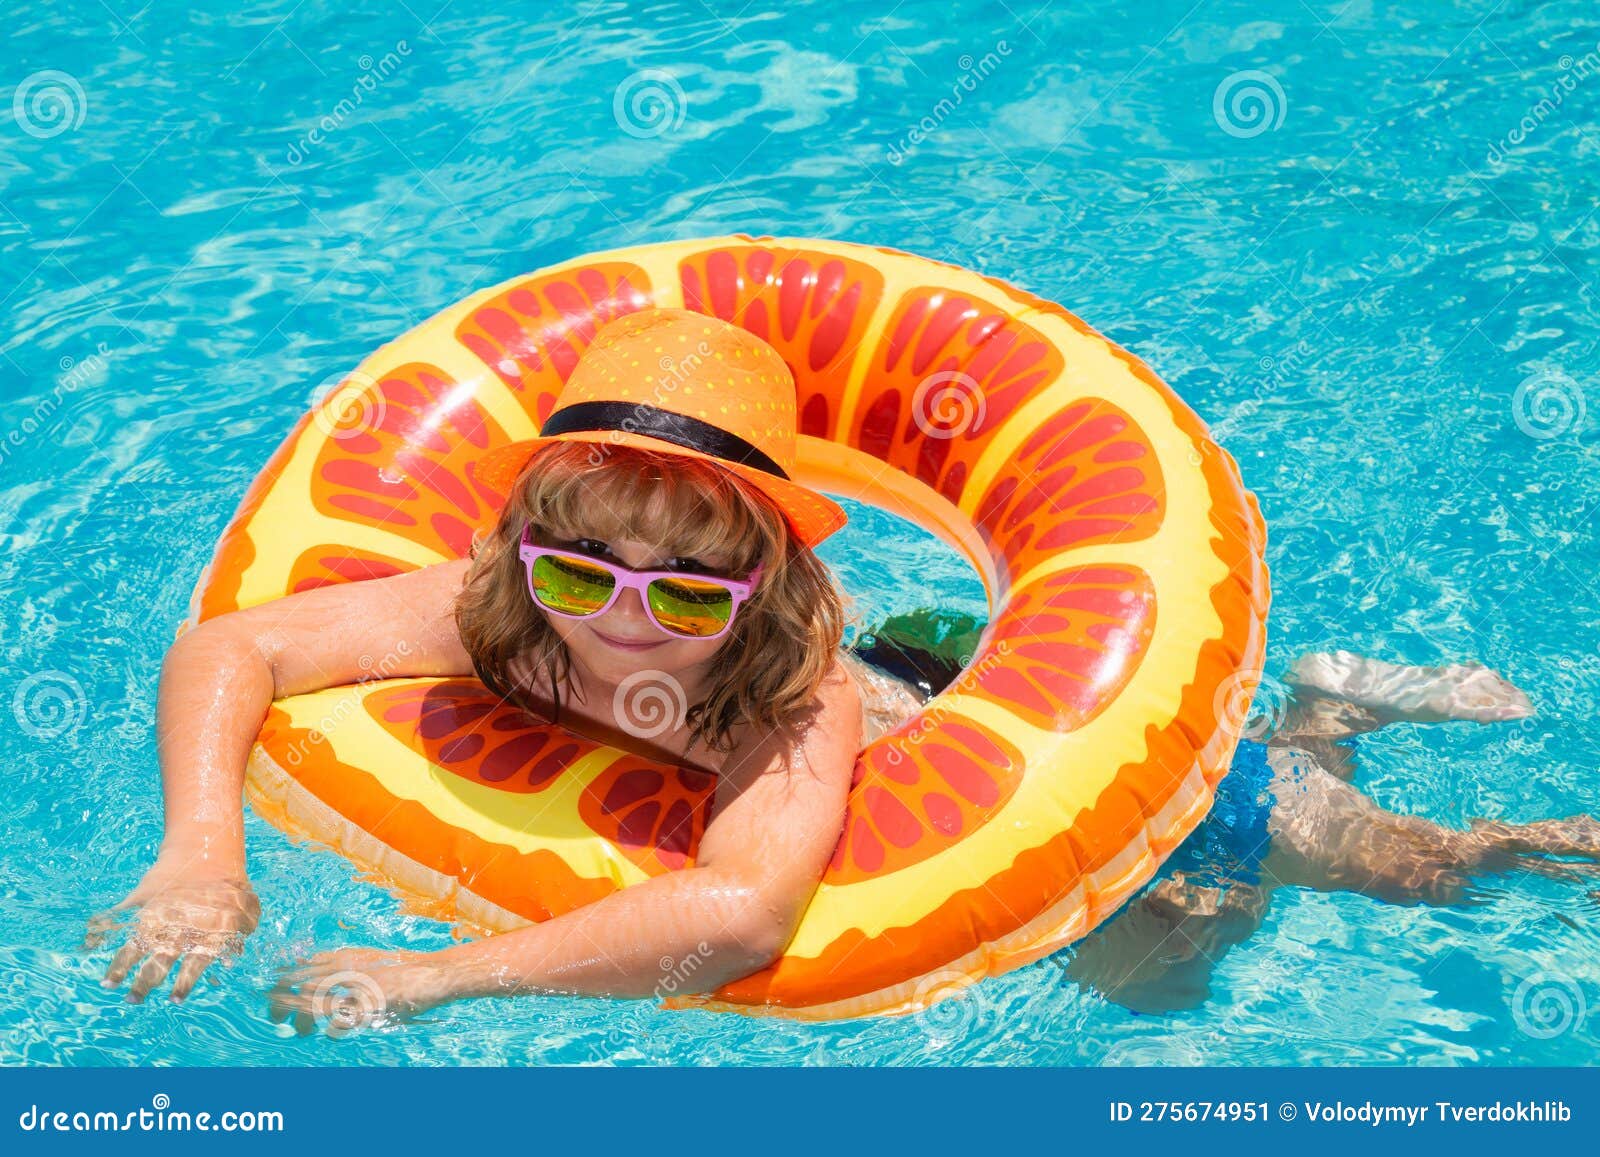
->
[91,308,917,1028]
[96,306,1590,1030]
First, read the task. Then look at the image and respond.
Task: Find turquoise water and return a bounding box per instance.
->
[3,0,1598,1065]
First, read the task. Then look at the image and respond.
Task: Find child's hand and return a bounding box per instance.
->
[266,947,457,1037]
[86,861,260,1003]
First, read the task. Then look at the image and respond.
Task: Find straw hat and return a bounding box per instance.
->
[476,308,848,548]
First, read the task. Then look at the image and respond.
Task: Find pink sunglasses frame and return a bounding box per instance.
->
[517,522,765,641]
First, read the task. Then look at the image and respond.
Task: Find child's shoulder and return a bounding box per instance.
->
[723,653,866,755]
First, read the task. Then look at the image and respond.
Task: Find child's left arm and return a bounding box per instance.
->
[268,663,863,1031]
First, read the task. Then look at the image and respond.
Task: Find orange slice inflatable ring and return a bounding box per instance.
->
[179,234,1270,1021]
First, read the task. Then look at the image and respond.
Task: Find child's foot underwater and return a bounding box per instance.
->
[1282,649,1535,725]
[1058,650,1596,1014]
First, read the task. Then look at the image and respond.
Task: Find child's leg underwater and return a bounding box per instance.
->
[1281,649,1534,727]
[1061,649,1575,1010]
[1269,649,1535,779]
[1261,746,1600,904]
[1262,652,1598,904]
[1055,871,1276,1014]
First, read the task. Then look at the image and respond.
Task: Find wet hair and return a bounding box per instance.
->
[454,440,852,757]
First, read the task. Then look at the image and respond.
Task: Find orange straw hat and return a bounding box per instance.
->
[476,308,848,549]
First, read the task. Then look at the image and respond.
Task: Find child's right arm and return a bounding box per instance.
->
[91,558,478,1004]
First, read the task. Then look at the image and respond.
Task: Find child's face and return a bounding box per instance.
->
[529,526,740,682]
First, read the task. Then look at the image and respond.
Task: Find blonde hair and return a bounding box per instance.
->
[455,441,852,756]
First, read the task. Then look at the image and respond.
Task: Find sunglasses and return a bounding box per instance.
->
[517,523,765,641]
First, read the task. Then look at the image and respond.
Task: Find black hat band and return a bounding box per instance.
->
[539,400,790,480]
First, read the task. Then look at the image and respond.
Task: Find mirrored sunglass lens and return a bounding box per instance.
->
[647,576,735,637]
[531,554,615,614]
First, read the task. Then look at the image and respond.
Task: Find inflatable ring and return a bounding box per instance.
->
[181,234,1270,1020]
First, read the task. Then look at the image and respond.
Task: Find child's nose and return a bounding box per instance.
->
[606,585,656,626]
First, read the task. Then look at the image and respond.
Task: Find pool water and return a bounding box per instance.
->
[3,1,1598,1065]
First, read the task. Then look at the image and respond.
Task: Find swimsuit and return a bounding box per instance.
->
[841,645,932,746]
[846,632,963,701]
[1156,738,1277,887]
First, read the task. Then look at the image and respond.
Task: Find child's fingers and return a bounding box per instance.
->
[82,898,146,950]
[265,983,294,1025]
[125,951,180,1003]
[266,978,319,1031]
[1510,853,1600,881]
[275,953,362,985]
[168,952,215,1002]
[268,987,319,1038]
[102,935,148,988]
[82,911,121,951]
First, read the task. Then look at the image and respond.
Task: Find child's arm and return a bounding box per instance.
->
[93,559,477,1002]
[269,661,864,1025]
